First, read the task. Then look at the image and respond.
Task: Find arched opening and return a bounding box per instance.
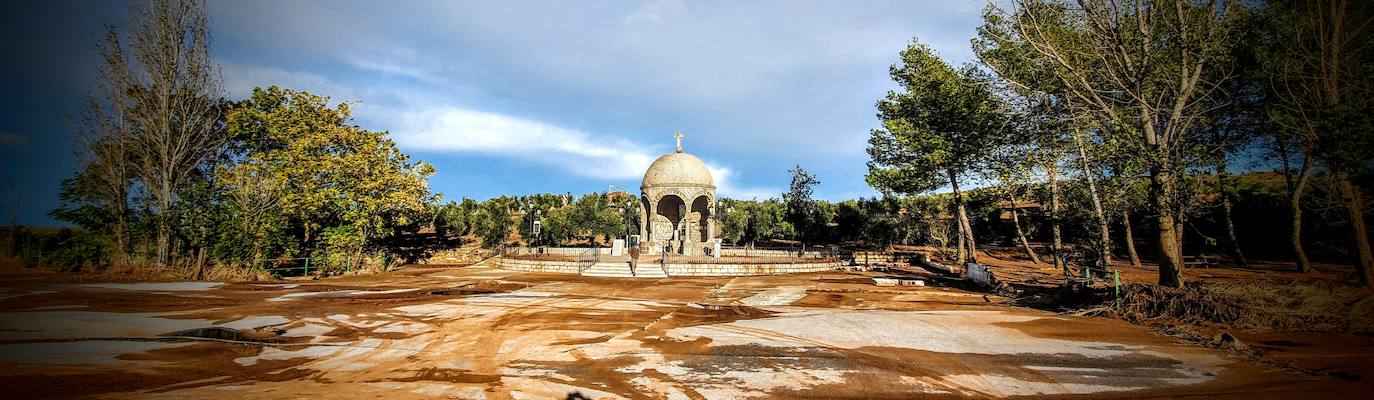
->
[691,195,711,242]
[655,195,685,243]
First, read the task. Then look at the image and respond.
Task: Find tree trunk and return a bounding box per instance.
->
[1074,130,1111,271]
[949,169,977,264]
[195,247,206,280]
[961,205,977,262]
[954,211,966,265]
[111,215,128,268]
[1122,210,1142,268]
[1151,168,1185,287]
[1335,173,1373,286]
[155,213,170,270]
[1291,154,1312,273]
[1011,206,1041,264]
[1048,161,1065,274]
[1215,158,1247,267]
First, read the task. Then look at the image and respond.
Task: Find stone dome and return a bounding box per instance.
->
[641,152,714,189]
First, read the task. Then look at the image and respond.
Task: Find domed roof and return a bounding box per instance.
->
[642,152,714,189]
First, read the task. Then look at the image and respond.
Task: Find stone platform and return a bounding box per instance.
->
[580,261,668,278]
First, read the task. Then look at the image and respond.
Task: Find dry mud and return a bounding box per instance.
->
[0,261,1368,399]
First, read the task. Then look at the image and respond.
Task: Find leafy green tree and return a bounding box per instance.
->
[436,198,481,240]
[987,138,1043,264]
[224,86,436,253]
[473,196,517,248]
[1260,0,1374,284]
[980,0,1236,287]
[719,198,794,247]
[867,39,1003,265]
[783,166,820,246]
[216,160,287,261]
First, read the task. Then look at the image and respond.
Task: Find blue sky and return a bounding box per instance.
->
[0,0,987,225]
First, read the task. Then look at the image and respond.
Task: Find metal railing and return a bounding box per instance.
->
[715,244,840,259]
[501,245,606,258]
[648,254,839,265]
[252,254,386,275]
[576,245,600,273]
[1067,264,1123,299]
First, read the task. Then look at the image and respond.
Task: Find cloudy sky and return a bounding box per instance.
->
[0,0,987,225]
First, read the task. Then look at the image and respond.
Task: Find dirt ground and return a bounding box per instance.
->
[0,257,1370,399]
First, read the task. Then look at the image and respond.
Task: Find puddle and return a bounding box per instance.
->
[266,288,417,302]
[426,289,499,296]
[162,326,285,343]
[0,340,193,366]
[79,282,224,292]
[687,303,776,321]
[426,281,528,296]
[163,327,253,341]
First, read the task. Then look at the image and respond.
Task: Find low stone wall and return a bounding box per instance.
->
[422,247,496,265]
[662,260,846,276]
[503,247,610,256]
[847,251,904,264]
[488,256,845,277]
[492,257,582,274]
[717,248,831,258]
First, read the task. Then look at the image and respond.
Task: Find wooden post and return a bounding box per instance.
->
[1113,269,1120,299]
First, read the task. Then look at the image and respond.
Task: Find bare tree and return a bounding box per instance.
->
[102,0,225,268]
[71,92,132,267]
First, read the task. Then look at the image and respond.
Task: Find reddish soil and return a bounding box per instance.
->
[0,257,1368,399]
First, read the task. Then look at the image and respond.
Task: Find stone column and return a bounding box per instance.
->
[638,196,647,243]
[646,196,657,254]
[685,192,697,256]
[707,204,715,244]
[684,218,695,256]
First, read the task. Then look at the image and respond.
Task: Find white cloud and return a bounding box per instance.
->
[206,1,989,199]
[708,164,780,200]
[390,106,656,180]
[623,0,684,26]
[0,131,26,146]
[346,54,445,84]
[386,103,779,198]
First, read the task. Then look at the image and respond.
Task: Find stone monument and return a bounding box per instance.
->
[639,132,716,255]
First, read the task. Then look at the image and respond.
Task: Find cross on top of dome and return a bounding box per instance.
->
[675,131,683,153]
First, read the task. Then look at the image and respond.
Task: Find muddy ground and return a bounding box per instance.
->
[0,259,1370,399]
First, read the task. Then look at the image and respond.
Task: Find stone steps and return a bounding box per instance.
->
[580,262,668,278]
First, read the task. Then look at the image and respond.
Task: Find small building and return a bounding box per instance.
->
[997,200,1042,221]
[639,132,715,255]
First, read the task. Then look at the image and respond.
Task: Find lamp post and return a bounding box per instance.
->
[623,205,632,245]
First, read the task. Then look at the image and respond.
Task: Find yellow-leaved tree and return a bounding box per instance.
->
[223,86,436,260]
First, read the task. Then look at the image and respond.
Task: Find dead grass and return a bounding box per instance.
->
[1107,281,1374,334]
[10,260,274,283]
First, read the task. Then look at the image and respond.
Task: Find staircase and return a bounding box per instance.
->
[579,261,668,278]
